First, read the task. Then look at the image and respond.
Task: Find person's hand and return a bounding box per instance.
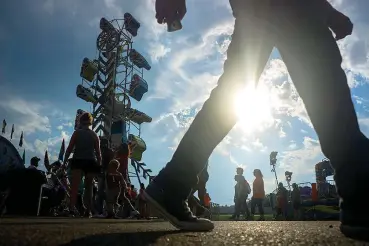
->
[155,0,186,24]
[328,10,353,41]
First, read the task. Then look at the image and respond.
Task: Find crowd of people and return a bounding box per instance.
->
[21,112,149,219]
[0,111,308,222]
[230,167,265,221]
[229,167,303,221]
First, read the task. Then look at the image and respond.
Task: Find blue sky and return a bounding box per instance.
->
[1,0,369,205]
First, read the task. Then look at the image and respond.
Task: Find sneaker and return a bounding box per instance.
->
[339,200,369,241]
[143,182,214,231]
[67,210,77,217]
[334,165,369,241]
[128,210,140,219]
[83,211,92,218]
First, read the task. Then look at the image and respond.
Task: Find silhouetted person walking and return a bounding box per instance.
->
[144,0,366,240]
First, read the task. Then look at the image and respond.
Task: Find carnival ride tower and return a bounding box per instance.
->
[315,158,336,198]
[77,13,152,181]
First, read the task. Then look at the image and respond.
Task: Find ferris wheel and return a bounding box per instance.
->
[76,13,152,182]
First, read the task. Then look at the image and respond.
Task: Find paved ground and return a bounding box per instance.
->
[0,218,367,246]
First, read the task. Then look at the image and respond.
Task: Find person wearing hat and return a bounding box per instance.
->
[28,156,40,170]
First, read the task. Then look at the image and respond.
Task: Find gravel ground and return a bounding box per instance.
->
[0,218,368,246]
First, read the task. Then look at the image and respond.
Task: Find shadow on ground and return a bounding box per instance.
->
[59,231,183,246]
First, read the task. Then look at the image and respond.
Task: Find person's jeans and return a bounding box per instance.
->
[158,0,369,202]
[235,195,250,218]
[251,197,264,216]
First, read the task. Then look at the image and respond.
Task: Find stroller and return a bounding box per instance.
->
[37,167,78,216]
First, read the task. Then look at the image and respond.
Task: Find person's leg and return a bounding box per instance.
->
[105,189,115,217]
[197,163,209,206]
[257,199,265,220]
[96,173,106,215]
[144,4,274,231]
[243,197,251,218]
[275,1,369,239]
[197,182,206,206]
[250,197,257,220]
[234,199,241,219]
[82,172,95,217]
[293,205,300,220]
[69,169,82,214]
[188,165,209,217]
[187,195,197,214]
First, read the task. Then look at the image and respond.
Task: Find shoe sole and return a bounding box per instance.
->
[340,224,369,241]
[143,191,214,232]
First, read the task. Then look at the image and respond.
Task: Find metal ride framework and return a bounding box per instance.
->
[77,13,152,183]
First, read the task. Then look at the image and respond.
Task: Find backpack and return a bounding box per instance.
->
[244,180,251,195]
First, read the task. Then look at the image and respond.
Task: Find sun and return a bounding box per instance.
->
[234,85,274,134]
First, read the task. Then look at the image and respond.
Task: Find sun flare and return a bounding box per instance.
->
[234,85,274,134]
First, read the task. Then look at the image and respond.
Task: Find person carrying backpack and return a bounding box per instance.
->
[231,167,251,220]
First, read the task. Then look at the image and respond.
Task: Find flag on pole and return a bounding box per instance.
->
[22,149,25,165]
[1,119,6,134]
[19,131,24,147]
[10,124,14,139]
[44,150,50,168]
[58,139,65,161]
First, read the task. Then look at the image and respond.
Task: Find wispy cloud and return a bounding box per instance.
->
[0,96,51,135]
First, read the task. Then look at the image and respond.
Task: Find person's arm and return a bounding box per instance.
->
[94,133,102,166]
[64,131,77,162]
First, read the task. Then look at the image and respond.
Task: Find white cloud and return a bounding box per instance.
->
[279,127,286,138]
[148,44,171,62]
[0,97,51,135]
[34,130,71,157]
[63,122,73,128]
[332,0,369,86]
[149,20,234,107]
[229,153,246,169]
[288,141,297,150]
[279,136,323,180]
[0,92,73,165]
[252,138,268,152]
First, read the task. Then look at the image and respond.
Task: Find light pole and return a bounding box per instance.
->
[270,151,279,191]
